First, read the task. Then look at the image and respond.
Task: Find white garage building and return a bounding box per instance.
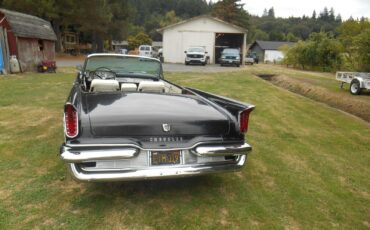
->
[158,15,247,64]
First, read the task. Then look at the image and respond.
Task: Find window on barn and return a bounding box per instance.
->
[38,40,44,51]
[65,34,76,44]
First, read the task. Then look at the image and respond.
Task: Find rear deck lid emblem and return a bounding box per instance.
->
[162,124,171,132]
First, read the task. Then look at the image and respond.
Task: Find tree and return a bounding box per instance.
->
[159,11,181,27]
[329,8,335,21]
[319,7,329,21]
[263,8,268,17]
[269,31,285,41]
[338,19,370,70]
[286,32,298,42]
[127,32,152,50]
[283,32,343,71]
[268,7,275,18]
[312,10,316,20]
[211,0,249,29]
[353,28,370,71]
[251,29,269,41]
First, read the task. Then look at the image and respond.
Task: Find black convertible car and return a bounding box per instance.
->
[60,54,255,182]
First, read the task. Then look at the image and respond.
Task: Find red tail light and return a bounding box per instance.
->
[64,104,78,138]
[239,109,252,133]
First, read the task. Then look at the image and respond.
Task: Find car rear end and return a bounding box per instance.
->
[60,90,254,182]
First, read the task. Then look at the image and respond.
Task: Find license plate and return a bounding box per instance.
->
[151,151,181,165]
[229,60,232,63]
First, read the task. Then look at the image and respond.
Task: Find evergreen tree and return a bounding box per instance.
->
[263,8,268,17]
[312,10,316,20]
[211,0,249,29]
[268,7,275,18]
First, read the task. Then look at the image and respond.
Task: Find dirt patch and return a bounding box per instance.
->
[256,74,276,81]
[257,74,370,122]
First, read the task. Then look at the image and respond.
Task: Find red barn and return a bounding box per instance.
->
[0,9,56,72]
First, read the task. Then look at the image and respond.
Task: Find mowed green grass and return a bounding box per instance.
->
[0,69,369,229]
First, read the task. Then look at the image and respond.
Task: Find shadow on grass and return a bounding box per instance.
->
[84,175,223,198]
[65,174,231,225]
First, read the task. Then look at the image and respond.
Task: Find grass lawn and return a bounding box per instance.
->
[247,64,370,122]
[0,68,369,229]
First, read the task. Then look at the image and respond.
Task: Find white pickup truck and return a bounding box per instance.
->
[336,72,370,95]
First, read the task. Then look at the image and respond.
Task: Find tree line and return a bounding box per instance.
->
[0,0,368,71]
[282,20,370,72]
[0,0,345,48]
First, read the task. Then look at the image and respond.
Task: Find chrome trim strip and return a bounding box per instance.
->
[61,142,251,163]
[68,155,247,182]
[64,141,247,151]
[61,148,138,163]
[194,143,252,156]
[65,142,205,150]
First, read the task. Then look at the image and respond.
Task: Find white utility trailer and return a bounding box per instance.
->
[336,72,370,95]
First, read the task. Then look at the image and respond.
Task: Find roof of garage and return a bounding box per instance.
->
[157,15,247,33]
[0,8,57,41]
[251,40,296,51]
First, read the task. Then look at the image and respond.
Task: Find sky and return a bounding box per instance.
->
[239,0,370,20]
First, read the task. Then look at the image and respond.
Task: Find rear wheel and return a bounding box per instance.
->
[350,80,361,95]
[185,61,189,66]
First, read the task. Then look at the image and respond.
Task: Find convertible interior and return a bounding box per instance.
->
[85,73,183,94]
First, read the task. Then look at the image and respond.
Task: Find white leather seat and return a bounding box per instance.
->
[138,81,165,93]
[121,83,137,92]
[90,79,119,92]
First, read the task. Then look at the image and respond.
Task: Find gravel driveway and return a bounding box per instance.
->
[56,58,246,72]
[162,63,245,72]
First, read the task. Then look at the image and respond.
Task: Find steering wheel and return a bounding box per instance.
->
[90,67,116,80]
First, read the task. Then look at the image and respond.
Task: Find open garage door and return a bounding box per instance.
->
[215,33,244,64]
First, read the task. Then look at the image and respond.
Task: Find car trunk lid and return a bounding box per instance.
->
[85,93,230,137]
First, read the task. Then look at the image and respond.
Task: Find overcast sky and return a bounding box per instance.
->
[239,0,370,19]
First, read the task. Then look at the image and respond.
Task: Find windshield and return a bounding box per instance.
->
[85,56,161,77]
[188,47,205,52]
[222,49,239,56]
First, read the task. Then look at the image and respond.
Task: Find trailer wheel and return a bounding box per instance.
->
[350,79,361,95]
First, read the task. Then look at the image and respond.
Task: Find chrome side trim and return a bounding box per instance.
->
[193,143,252,156]
[61,147,139,163]
[68,155,247,182]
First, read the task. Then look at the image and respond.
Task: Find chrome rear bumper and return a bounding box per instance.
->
[68,155,246,182]
[60,142,251,182]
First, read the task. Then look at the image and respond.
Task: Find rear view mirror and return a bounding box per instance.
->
[205,51,208,54]
[184,51,187,53]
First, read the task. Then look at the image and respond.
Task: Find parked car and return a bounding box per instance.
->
[117,48,128,54]
[250,52,259,64]
[158,48,164,62]
[139,45,158,58]
[245,55,255,65]
[60,54,255,182]
[184,47,208,66]
[219,48,241,67]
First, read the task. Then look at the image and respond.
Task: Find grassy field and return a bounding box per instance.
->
[0,68,369,229]
[246,64,370,122]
